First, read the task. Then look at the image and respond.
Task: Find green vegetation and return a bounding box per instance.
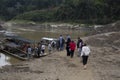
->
[0,0,120,24]
[14,9,57,22]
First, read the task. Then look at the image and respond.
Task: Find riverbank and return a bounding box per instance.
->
[0,21,120,80]
[0,31,120,80]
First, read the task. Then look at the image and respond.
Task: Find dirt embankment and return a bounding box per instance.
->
[95,21,120,33]
[84,31,120,80]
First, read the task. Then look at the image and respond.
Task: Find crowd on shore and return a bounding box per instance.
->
[25,34,90,69]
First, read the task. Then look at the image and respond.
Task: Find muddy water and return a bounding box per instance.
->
[15,27,93,41]
[0,53,20,68]
[0,53,10,68]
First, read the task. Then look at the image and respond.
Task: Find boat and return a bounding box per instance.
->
[0,49,28,61]
[41,37,58,46]
[0,36,35,60]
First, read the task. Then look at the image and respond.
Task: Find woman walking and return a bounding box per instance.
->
[81,43,90,69]
[69,41,76,58]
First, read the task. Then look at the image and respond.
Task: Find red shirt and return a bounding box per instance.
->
[70,42,76,50]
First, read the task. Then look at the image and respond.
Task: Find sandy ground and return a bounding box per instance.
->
[84,31,120,80]
[0,49,94,80]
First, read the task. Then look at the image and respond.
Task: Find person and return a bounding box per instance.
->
[66,34,71,42]
[22,43,28,53]
[81,43,90,69]
[34,45,38,56]
[48,42,52,54]
[41,43,45,55]
[51,40,56,50]
[66,37,71,56]
[69,41,76,58]
[27,45,32,59]
[59,35,65,51]
[77,37,83,57]
[34,43,40,57]
[56,40,60,51]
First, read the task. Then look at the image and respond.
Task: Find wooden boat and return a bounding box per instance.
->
[0,49,28,61]
[0,36,35,60]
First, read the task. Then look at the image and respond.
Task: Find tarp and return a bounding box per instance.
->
[6,36,34,44]
[41,37,57,41]
[5,43,20,48]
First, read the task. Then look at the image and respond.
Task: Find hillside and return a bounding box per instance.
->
[0,0,120,24]
[13,8,57,22]
[95,21,120,33]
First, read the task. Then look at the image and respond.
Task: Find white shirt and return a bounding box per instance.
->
[79,42,82,48]
[48,43,52,50]
[28,47,32,54]
[41,44,45,50]
[59,36,63,44]
[81,46,90,56]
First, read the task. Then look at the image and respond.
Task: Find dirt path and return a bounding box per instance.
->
[51,50,94,80]
[0,49,94,80]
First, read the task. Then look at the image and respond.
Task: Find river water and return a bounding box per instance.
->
[14,26,94,41]
[0,53,11,68]
[0,24,94,67]
[0,53,20,68]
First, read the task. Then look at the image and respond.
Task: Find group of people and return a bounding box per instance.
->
[65,35,91,69]
[21,41,46,59]
[22,34,91,69]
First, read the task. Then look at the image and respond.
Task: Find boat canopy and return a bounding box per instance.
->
[5,43,20,48]
[41,37,58,45]
[41,37,57,41]
[6,36,34,44]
